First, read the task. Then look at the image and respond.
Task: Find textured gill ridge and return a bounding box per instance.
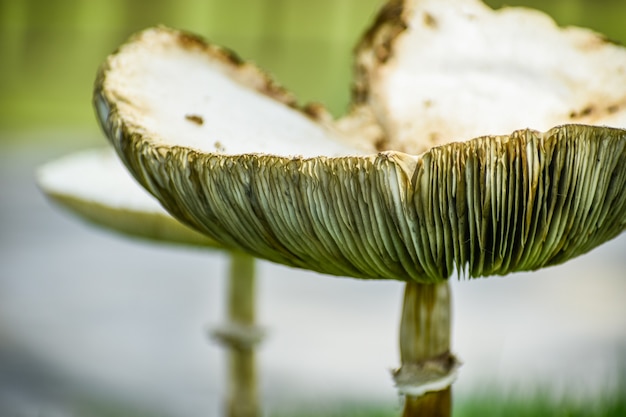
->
[422,125,626,279]
[133,145,427,281]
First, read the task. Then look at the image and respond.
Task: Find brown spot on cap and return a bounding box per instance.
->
[185,114,204,125]
[374,135,390,152]
[175,31,207,51]
[214,141,225,152]
[174,29,244,67]
[424,12,437,28]
[302,102,331,122]
[569,105,594,119]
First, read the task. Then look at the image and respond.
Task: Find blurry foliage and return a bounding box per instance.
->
[271,376,626,417]
[0,0,383,132]
[270,396,626,417]
[1,0,626,133]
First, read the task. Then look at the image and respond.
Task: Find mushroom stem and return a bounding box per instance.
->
[212,252,263,417]
[394,282,457,417]
[401,388,452,417]
[228,251,256,328]
[226,252,259,417]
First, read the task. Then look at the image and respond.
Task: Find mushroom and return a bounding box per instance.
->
[37,149,263,417]
[37,148,218,247]
[89,0,626,415]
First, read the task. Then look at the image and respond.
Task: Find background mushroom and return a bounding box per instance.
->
[91,0,626,415]
[37,148,217,247]
[38,149,264,417]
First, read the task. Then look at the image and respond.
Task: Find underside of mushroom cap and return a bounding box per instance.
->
[350,0,626,154]
[38,148,219,247]
[95,27,626,283]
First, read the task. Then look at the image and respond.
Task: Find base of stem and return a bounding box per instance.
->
[402,387,452,417]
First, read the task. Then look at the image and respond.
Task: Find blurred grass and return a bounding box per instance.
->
[73,394,626,417]
[76,370,626,417]
[272,366,626,416]
[270,392,626,417]
[2,0,626,135]
[456,394,626,417]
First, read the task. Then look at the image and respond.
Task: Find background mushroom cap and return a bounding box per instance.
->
[37,148,220,247]
[95,26,626,283]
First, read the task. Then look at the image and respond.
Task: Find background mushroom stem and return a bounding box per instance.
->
[226,252,259,417]
[395,282,457,417]
[212,252,263,417]
[228,252,256,330]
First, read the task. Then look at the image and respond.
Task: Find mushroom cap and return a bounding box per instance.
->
[94,4,626,283]
[37,148,219,247]
[350,0,626,154]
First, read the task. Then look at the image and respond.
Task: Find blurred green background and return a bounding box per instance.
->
[1,0,626,134]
